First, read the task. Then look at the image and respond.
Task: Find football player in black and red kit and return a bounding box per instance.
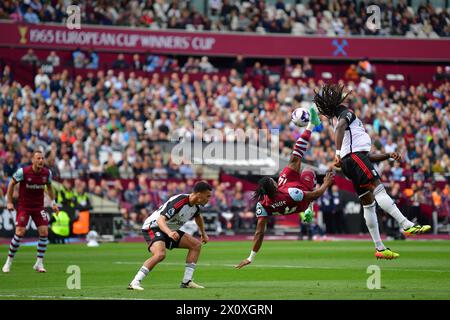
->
[314,84,431,259]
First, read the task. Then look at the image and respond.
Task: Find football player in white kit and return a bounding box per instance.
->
[314,84,431,259]
[128,181,212,290]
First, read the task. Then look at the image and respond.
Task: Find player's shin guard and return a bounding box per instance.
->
[8,234,23,259]
[182,262,196,284]
[363,202,385,251]
[292,129,311,160]
[36,237,48,260]
[373,185,414,230]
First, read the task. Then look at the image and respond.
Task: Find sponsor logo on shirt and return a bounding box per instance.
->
[270,201,287,209]
[26,184,46,189]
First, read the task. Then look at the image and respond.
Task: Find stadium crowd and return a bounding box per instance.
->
[1,0,449,38]
[1,51,450,233]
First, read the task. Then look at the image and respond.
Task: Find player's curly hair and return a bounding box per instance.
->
[313,84,351,118]
[253,177,278,201]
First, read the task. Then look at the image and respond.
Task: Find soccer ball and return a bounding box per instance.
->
[291,108,310,127]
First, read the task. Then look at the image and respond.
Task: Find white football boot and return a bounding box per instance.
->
[127,281,144,291]
[33,259,47,273]
[2,257,13,273]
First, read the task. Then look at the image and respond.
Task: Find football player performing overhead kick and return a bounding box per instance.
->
[313,84,430,260]
[236,107,335,269]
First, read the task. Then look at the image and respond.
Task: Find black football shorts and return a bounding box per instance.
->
[340,151,380,197]
[142,227,185,250]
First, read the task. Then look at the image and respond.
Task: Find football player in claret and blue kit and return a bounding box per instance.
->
[236,107,334,269]
[2,150,59,273]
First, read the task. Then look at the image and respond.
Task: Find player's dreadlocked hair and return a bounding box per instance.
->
[253,177,278,201]
[313,84,351,118]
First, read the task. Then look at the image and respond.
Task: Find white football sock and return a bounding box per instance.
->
[373,185,414,230]
[133,266,149,283]
[363,201,385,251]
[182,262,196,283]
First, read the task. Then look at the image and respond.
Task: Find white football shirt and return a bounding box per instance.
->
[334,109,372,158]
[142,194,200,231]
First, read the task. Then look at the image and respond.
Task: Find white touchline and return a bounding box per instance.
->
[0,294,152,300]
[113,261,335,269]
[112,262,450,273]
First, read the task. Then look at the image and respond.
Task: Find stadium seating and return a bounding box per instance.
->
[1,0,448,37]
[0,1,449,236]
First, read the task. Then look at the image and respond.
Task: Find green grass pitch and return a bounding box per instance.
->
[1,240,450,300]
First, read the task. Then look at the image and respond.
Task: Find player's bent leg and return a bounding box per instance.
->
[128,241,166,290]
[146,241,167,270]
[372,181,430,235]
[178,233,202,262]
[360,190,399,259]
[178,234,204,289]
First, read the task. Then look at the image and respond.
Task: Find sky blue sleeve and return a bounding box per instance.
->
[288,188,304,202]
[255,202,268,218]
[12,168,24,182]
[48,170,53,183]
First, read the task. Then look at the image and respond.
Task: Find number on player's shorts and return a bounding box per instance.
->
[41,210,48,220]
[278,175,287,186]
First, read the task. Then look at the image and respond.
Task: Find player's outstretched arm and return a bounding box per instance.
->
[235,217,268,269]
[368,152,401,163]
[303,172,335,202]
